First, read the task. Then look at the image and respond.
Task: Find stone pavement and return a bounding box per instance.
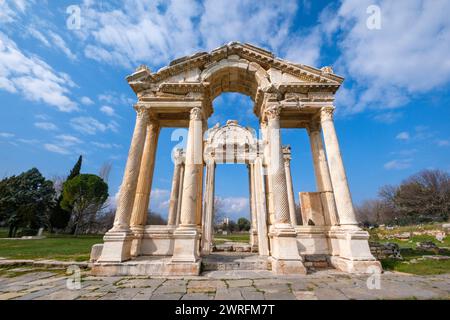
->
[0,267,449,300]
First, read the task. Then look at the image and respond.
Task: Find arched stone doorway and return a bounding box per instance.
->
[91,42,381,276]
[201,120,266,255]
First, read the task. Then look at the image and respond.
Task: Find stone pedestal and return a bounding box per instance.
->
[172,227,201,264]
[97,231,133,262]
[130,226,144,257]
[328,226,381,273]
[270,224,307,275]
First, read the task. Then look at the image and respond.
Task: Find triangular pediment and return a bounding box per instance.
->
[127,41,343,94]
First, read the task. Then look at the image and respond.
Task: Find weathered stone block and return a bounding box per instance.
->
[299,192,325,226]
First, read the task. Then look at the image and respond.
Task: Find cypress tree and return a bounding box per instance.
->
[67,155,82,181]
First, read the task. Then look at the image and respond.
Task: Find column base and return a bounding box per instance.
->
[329,256,382,274]
[269,223,306,275]
[328,226,382,274]
[91,256,201,276]
[270,257,307,275]
[250,229,258,252]
[130,226,144,257]
[97,230,133,263]
[171,225,200,263]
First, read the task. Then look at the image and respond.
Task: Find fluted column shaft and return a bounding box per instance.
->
[168,149,184,226]
[266,106,291,225]
[112,106,149,231]
[308,123,339,226]
[130,117,160,228]
[179,107,204,226]
[320,106,357,227]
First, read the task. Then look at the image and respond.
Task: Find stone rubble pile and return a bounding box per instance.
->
[369,242,403,259]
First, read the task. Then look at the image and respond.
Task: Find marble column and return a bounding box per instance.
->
[201,160,215,254]
[175,164,185,226]
[266,106,291,225]
[168,149,184,226]
[320,106,358,227]
[283,147,297,226]
[254,157,269,256]
[98,105,149,262]
[248,163,258,250]
[172,107,204,264]
[130,117,160,228]
[307,121,339,226]
[265,105,305,274]
[320,107,379,273]
[129,116,160,256]
[261,121,275,225]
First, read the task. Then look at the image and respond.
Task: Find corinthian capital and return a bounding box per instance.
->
[190,107,203,121]
[320,106,335,122]
[265,105,281,121]
[134,104,149,121]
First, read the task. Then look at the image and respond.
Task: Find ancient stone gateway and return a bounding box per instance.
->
[91,42,381,276]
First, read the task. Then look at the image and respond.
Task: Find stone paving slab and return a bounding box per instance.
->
[0,267,449,300]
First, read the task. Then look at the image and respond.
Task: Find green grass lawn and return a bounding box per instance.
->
[369,223,450,275]
[0,231,102,262]
[213,233,250,244]
[381,248,450,275]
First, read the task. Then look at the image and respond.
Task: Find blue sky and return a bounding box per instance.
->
[0,0,449,221]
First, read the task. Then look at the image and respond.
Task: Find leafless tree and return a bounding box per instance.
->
[99,162,113,183]
[50,175,66,196]
[147,210,167,225]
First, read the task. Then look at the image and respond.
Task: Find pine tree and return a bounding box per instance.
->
[49,155,83,232]
[67,155,82,181]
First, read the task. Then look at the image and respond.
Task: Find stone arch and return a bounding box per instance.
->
[200,57,271,102]
[204,120,261,164]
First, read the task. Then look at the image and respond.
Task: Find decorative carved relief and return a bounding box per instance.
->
[190,107,203,120]
[320,106,334,122]
[264,105,282,121]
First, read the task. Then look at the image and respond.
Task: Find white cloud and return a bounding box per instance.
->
[215,196,249,215]
[48,31,77,61]
[200,0,297,56]
[282,28,322,67]
[373,111,403,124]
[98,92,135,106]
[43,134,83,155]
[44,143,70,155]
[76,0,303,69]
[148,189,171,212]
[35,114,50,121]
[34,121,58,131]
[396,132,410,141]
[0,132,15,138]
[56,134,82,146]
[0,0,32,23]
[384,159,412,170]
[17,138,39,144]
[80,96,94,105]
[100,105,116,117]
[92,142,121,149]
[328,0,450,114]
[0,32,78,112]
[27,28,50,47]
[436,139,450,147]
[70,116,118,135]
